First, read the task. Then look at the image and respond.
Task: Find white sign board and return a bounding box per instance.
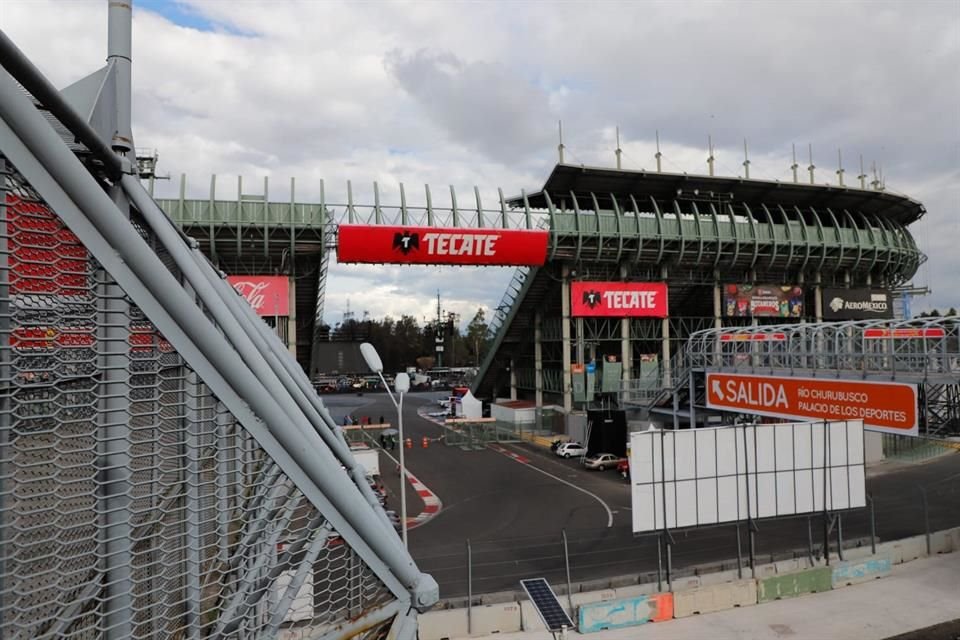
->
[630,420,866,534]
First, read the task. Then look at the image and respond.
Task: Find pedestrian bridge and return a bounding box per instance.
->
[620,316,960,436]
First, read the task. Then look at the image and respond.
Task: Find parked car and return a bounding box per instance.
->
[555,442,587,458]
[582,453,622,471]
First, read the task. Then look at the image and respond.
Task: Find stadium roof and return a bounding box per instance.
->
[514,164,925,225]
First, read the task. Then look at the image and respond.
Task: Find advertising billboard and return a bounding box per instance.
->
[823,288,893,320]
[336,225,549,266]
[571,282,668,317]
[227,275,290,316]
[630,420,866,533]
[723,284,803,318]
[705,372,918,435]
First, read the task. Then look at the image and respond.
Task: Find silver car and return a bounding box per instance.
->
[582,453,622,471]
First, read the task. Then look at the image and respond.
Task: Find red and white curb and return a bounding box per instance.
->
[488,443,531,464]
[403,470,442,530]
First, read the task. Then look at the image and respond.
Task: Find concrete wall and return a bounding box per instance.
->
[424,525,960,639]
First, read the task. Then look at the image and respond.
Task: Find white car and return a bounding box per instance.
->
[555,442,587,458]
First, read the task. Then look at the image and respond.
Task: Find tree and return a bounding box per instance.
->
[465,308,490,368]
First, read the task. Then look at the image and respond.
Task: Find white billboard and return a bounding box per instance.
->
[630,420,866,534]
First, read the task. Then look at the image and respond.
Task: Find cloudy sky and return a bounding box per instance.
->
[4,0,959,324]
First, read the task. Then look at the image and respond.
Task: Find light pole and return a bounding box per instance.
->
[360,343,411,548]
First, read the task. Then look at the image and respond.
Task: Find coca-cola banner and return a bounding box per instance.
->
[571,282,669,317]
[227,275,290,316]
[337,224,549,266]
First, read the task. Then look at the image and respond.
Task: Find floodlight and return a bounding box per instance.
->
[360,342,383,373]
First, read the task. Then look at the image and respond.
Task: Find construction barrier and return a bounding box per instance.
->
[418,608,469,640]
[672,579,758,618]
[757,567,832,602]
[577,593,673,633]
[831,555,892,588]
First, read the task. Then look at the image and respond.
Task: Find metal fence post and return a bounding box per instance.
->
[868,494,876,555]
[919,485,931,555]
[562,529,573,616]
[736,523,743,578]
[836,513,844,561]
[656,535,663,592]
[467,538,472,634]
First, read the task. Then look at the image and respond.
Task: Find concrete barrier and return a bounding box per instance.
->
[577,593,673,633]
[467,602,522,636]
[672,579,758,618]
[418,608,469,640]
[519,600,547,631]
[831,555,892,588]
[886,536,927,564]
[757,567,832,602]
[930,530,955,554]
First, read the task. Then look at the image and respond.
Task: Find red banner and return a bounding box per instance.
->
[336,225,549,266]
[863,328,946,339]
[571,282,668,317]
[227,275,290,316]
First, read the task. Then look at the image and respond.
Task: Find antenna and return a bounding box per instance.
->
[557,120,565,164]
[707,135,715,177]
[836,148,845,187]
[615,125,622,169]
[858,154,867,189]
[791,144,799,183]
[742,138,751,179]
[871,161,881,190]
[655,130,663,173]
[807,143,816,185]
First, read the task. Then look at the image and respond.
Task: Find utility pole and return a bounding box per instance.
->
[435,291,443,369]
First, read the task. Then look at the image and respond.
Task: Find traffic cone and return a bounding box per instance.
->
[422,436,429,449]
[405,437,412,449]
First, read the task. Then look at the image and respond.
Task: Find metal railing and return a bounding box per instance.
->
[0,30,435,639]
[685,316,960,384]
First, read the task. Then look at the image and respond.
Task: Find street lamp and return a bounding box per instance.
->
[360,342,411,548]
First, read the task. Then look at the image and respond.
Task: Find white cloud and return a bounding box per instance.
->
[3,0,959,317]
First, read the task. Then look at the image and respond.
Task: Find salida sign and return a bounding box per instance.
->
[226,275,290,316]
[705,372,918,435]
[571,282,668,317]
[337,224,549,266]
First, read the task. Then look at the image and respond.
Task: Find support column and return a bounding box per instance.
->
[509,358,517,400]
[535,311,543,408]
[620,264,632,384]
[713,269,722,330]
[814,271,823,322]
[661,266,671,387]
[287,275,296,356]
[561,265,573,413]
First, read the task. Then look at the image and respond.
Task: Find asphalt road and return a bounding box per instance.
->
[323,392,960,600]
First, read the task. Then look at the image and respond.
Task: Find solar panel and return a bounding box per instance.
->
[520,578,574,632]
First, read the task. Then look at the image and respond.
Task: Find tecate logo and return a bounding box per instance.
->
[393,230,500,257]
[602,290,659,310]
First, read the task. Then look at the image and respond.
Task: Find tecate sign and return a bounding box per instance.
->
[571,282,668,317]
[823,288,893,320]
[705,372,918,435]
[336,225,549,266]
[226,275,290,316]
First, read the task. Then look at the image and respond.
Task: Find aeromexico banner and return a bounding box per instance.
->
[823,288,893,320]
[336,225,549,266]
[571,282,669,317]
[227,275,290,316]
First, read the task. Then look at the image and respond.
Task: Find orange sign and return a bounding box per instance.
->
[705,372,918,435]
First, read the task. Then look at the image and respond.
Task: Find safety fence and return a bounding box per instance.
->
[0,35,435,638]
